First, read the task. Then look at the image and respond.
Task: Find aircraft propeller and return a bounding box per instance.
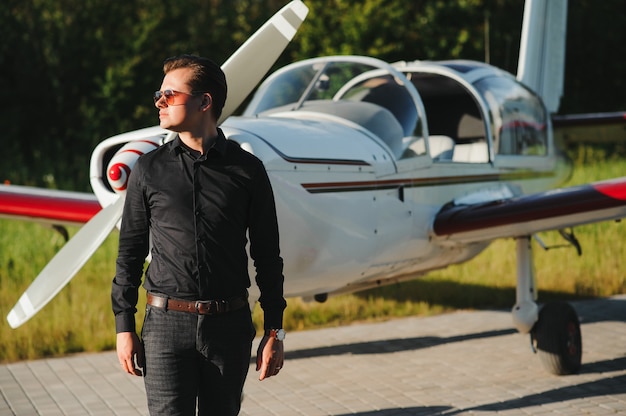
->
[7,197,125,328]
[7,0,309,328]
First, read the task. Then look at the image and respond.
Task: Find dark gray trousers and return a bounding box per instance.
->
[141,303,255,415]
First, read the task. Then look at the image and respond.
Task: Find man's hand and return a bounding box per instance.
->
[256,334,284,380]
[116,332,144,376]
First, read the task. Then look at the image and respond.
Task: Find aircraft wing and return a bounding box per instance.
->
[0,184,100,226]
[432,177,626,244]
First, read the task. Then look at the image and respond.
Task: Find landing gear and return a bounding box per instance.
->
[511,236,583,375]
[531,301,582,375]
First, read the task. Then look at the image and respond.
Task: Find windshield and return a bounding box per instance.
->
[243,59,424,160]
[245,61,378,114]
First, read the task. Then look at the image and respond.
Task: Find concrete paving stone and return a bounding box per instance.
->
[1,295,626,415]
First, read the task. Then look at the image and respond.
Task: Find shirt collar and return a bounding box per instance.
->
[169,128,228,157]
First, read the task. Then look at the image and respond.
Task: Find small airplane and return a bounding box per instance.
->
[2,0,626,376]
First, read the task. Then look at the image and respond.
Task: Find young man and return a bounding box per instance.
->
[112,54,286,415]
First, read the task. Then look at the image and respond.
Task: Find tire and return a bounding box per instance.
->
[531,301,582,375]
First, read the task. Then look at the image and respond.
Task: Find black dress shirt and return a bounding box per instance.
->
[112,129,285,333]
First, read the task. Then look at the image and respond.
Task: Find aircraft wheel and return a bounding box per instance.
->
[531,301,582,375]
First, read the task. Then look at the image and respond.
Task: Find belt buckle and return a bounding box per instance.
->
[195,300,228,315]
[195,301,209,315]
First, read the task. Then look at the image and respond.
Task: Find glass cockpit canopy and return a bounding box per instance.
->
[243,56,425,158]
[474,76,548,157]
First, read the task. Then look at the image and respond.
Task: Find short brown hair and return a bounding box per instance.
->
[163,54,227,121]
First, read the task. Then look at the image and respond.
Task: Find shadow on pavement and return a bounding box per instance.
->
[282,297,625,363]
[336,372,626,415]
[449,373,626,414]
[336,405,452,415]
[284,328,516,360]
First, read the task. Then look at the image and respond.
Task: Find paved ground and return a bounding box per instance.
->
[1,295,625,415]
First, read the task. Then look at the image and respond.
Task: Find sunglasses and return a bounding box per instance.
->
[153,89,207,106]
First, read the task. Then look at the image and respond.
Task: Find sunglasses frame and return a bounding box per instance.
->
[154,89,208,106]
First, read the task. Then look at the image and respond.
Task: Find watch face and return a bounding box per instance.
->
[276,329,286,341]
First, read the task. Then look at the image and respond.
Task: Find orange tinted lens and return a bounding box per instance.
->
[154,90,192,105]
[163,90,177,105]
[153,90,177,105]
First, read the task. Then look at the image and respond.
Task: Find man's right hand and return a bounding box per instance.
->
[116,332,144,376]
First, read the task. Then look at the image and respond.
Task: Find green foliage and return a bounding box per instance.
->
[560,0,626,114]
[0,0,297,189]
[296,0,503,63]
[1,1,624,190]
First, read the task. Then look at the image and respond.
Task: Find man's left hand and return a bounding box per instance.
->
[256,334,284,380]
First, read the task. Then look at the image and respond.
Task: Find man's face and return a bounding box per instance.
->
[154,67,202,131]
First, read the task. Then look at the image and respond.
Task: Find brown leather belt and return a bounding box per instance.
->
[146,293,247,315]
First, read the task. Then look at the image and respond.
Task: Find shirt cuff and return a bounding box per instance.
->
[263,307,285,330]
[115,313,136,333]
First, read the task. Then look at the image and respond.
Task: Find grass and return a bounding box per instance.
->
[1,154,625,363]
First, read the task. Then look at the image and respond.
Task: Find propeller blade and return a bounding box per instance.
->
[7,196,125,328]
[218,0,309,124]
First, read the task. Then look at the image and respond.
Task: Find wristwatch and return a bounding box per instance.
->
[268,328,286,341]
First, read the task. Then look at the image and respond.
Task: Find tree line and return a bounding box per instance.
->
[1,0,624,190]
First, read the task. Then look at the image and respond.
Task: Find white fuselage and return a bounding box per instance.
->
[90,56,570,302]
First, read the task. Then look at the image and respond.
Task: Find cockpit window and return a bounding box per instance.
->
[475,76,548,156]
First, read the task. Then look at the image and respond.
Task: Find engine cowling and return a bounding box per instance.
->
[89,126,170,208]
[106,139,161,192]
